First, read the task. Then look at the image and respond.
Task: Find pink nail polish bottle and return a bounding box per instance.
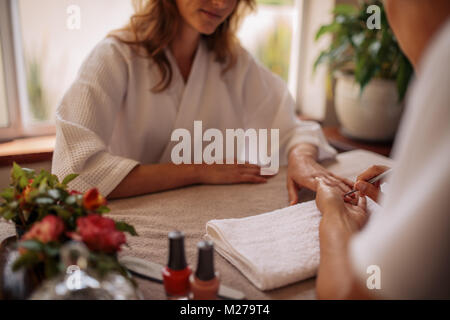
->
[189,241,220,300]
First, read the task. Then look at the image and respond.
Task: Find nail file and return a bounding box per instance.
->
[119,255,246,300]
[344,168,393,197]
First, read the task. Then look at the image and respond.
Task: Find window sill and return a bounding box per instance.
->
[0,135,55,167]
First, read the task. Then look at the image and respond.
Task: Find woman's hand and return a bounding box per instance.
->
[354,165,390,202]
[287,143,353,205]
[197,163,269,185]
[316,178,369,233]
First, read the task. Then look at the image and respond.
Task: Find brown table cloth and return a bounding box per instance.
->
[0,150,393,299]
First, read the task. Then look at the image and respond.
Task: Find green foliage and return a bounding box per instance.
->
[314,0,413,101]
[0,163,85,227]
[26,54,50,121]
[257,21,292,82]
[115,221,138,236]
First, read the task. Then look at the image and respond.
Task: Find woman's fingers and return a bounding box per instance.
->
[357,193,367,210]
[239,174,267,184]
[355,180,379,202]
[323,176,351,194]
[357,165,390,182]
[239,163,261,170]
[330,172,354,187]
[287,178,299,205]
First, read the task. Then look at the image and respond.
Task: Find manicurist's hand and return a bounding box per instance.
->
[315,178,369,233]
[354,165,390,202]
[197,163,268,185]
[287,143,353,205]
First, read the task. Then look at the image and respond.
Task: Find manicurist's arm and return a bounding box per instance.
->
[314,178,373,299]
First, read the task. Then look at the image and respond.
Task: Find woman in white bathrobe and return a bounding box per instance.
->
[52,0,352,200]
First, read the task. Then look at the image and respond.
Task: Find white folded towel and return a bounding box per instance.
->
[206,198,380,291]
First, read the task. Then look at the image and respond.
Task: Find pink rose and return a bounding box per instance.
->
[22,215,65,243]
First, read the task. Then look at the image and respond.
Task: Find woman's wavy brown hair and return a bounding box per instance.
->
[110,0,255,92]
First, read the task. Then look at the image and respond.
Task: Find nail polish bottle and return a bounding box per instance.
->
[189,241,220,300]
[162,231,192,299]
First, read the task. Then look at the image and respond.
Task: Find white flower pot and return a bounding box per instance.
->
[334,73,404,141]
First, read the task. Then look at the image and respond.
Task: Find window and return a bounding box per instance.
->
[1,0,303,141]
[0,41,8,128]
[238,0,302,97]
[238,0,295,82]
[17,0,134,126]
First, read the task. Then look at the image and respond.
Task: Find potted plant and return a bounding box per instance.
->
[0,163,139,299]
[314,0,414,141]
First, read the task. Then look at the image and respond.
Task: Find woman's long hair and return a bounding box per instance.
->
[110,0,255,92]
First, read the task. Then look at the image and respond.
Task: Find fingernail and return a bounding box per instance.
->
[356,181,366,192]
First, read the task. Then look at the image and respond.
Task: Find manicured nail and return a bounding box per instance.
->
[356,181,366,193]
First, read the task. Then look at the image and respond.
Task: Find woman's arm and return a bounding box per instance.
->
[108,163,268,199]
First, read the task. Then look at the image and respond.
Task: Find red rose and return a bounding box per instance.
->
[73,215,126,253]
[70,190,82,195]
[22,215,65,243]
[83,188,106,211]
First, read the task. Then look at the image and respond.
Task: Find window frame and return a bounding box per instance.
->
[0,0,55,143]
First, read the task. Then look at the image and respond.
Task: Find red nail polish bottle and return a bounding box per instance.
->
[189,241,220,300]
[162,231,192,299]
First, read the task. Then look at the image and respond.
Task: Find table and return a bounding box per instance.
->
[0,150,393,300]
[323,127,393,157]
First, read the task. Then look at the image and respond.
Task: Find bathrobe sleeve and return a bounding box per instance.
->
[233,48,337,164]
[52,38,140,196]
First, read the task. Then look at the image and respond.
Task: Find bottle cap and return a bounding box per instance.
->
[167,231,187,271]
[195,241,215,281]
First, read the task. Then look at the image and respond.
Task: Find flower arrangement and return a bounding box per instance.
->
[0,163,137,281]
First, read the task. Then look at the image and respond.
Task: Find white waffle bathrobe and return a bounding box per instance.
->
[52,37,336,196]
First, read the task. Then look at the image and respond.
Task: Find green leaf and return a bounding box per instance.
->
[315,23,340,41]
[2,208,15,220]
[22,168,35,179]
[49,175,60,187]
[38,177,48,193]
[115,221,138,236]
[65,195,77,205]
[48,189,61,200]
[19,240,44,251]
[35,197,54,205]
[96,206,110,214]
[43,244,61,257]
[12,251,41,271]
[333,4,358,16]
[0,187,14,201]
[62,173,79,186]
[19,176,29,189]
[12,162,24,181]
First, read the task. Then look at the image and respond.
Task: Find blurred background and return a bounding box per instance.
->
[1,0,300,129]
[1,0,409,189]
